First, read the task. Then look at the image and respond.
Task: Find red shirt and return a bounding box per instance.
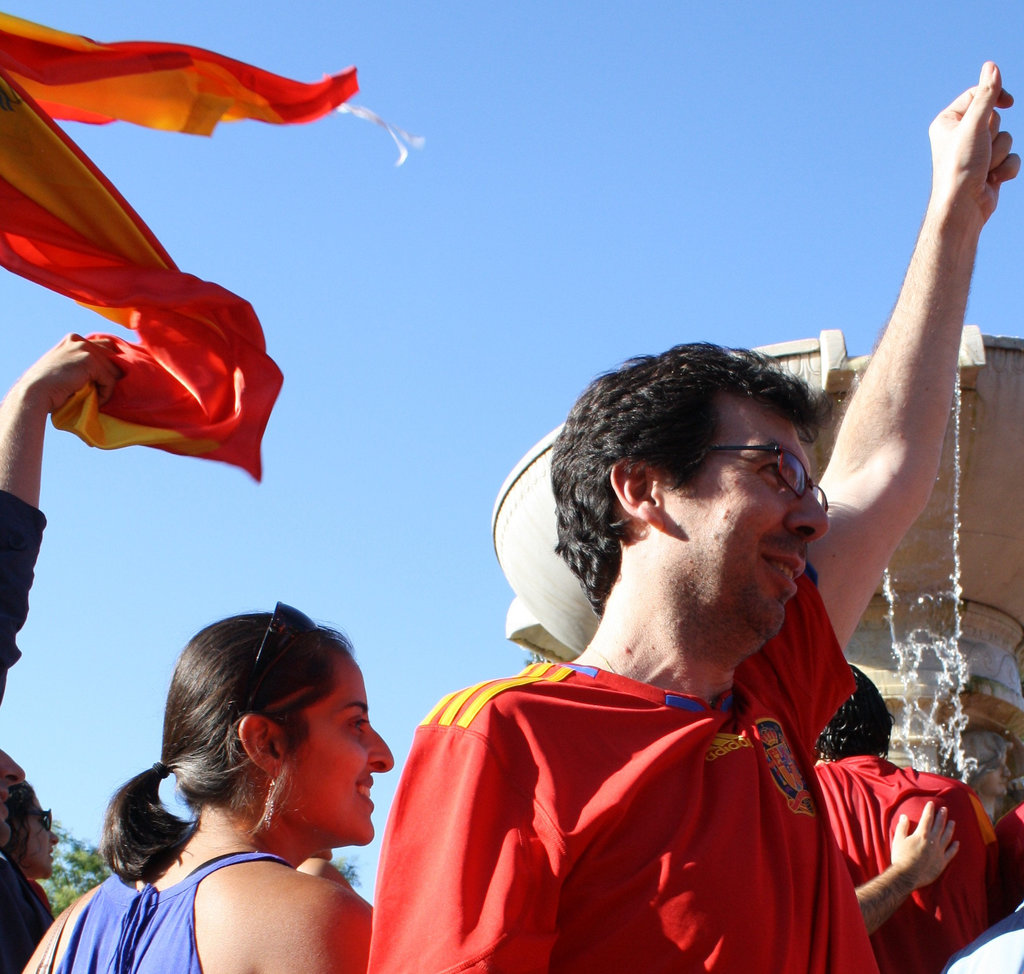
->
[369,575,876,973]
[816,755,1000,974]
[996,802,1024,915]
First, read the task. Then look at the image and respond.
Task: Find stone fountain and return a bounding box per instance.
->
[492,328,1024,803]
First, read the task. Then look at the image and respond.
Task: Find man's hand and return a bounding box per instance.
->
[929,61,1020,227]
[891,801,959,890]
[8,333,122,418]
[854,801,959,933]
[0,334,123,507]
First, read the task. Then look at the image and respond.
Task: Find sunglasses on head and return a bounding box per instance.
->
[243,602,319,713]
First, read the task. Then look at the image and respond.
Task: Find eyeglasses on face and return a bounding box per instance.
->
[244,602,319,713]
[707,444,828,512]
[29,808,52,831]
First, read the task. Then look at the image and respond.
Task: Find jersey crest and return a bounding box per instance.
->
[756,718,815,817]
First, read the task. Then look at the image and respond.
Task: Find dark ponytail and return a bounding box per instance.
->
[99,765,192,881]
[100,611,352,882]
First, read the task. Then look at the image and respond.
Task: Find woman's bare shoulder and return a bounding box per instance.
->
[195,860,372,974]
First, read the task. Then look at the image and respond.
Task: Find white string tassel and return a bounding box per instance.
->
[337,103,425,167]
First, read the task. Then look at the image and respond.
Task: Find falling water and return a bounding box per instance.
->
[884,375,969,774]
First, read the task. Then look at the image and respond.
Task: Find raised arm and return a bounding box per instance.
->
[0,333,121,508]
[0,334,121,704]
[813,62,1020,646]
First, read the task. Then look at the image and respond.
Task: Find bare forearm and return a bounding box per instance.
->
[830,203,982,504]
[856,863,919,934]
[811,65,1017,642]
[0,384,50,509]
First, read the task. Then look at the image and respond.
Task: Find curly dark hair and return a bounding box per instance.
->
[816,665,894,761]
[551,342,832,613]
[1,781,42,865]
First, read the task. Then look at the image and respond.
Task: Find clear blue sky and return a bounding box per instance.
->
[1,0,1021,898]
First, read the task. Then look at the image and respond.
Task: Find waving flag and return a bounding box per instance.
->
[0,13,366,478]
[0,11,357,134]
[0,68,282,479]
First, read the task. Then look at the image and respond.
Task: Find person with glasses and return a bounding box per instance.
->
[26,601,393,974]
[370,65,1019,974]
[1,782,58,914]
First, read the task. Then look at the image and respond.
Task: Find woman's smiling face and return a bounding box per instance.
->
[282,655,394,851]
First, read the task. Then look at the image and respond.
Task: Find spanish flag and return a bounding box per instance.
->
[0,65,285,479]
[0,11,358,134]
[0,14,362,479]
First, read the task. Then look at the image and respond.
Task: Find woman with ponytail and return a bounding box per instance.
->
[27,603,393,974]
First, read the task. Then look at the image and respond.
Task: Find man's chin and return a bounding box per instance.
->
[756,601,788,648]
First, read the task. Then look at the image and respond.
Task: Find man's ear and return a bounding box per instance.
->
[237,713,287,778]
[609,459,675,537]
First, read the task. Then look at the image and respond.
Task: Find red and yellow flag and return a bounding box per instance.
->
[0,11,357,134]
[0,67,282,479]
[0,14,363,478]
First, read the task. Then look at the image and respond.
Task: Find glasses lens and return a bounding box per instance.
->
[41,809,52,831]
[778,449,807,496]
[780,449,828,512]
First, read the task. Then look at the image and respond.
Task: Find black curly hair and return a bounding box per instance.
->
[816,665,894,761]
[1,781,42,864]
[551,342,832,614]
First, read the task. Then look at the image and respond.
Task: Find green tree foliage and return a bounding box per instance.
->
[41,823,111,914]
[334,855,359,888]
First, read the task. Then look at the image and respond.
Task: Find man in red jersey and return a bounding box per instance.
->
[816,666,1001,974]
[995,799,1024,915]
[369,65,1019,974]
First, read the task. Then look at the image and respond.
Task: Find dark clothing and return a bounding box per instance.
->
[0,488,45,706]
[0,489,48,973]
[0,852,53,974]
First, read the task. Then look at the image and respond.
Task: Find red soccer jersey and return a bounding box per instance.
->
[815,755,1000,974]
[996,802,1024,916]
[369,575,877,973]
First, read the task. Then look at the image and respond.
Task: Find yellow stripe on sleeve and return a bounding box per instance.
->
[419,663,576,729]
[455,664,573,729]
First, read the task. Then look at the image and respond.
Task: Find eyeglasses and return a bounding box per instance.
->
[708,444,828,512]
[244,602,319,712]
[29,808,52,831]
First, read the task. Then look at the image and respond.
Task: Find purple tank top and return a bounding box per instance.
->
[55,851,289,974]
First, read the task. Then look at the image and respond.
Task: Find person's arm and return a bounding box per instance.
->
[0,334,121,704]
[0,334,121,508]
[856,801,959,934]
[813,63,1019,647]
